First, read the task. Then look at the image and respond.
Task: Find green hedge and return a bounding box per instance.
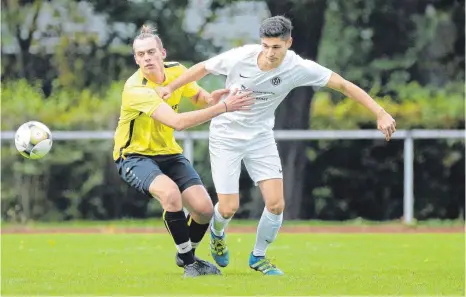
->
[1,80,464,222]
[311,81,464,129]
[1,80,122,130]
[3,79,463,131]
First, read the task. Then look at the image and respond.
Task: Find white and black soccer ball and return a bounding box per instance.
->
[14,121,53,160]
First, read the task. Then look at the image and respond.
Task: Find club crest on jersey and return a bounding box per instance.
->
[271,76,281,86]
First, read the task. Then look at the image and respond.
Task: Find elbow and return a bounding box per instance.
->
[339,79,352,96]
[168,113,188,131]
[197,61,206,69]
[339,79,348,91]
[173,120,186,131]
[196,62,209,75]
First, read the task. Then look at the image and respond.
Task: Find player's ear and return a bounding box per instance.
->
[161,48,167,59]
[286,37,293,49]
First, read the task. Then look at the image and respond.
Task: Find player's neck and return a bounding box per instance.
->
[143,68,165,85]
[257,53,283,71]
[148,72,165,85]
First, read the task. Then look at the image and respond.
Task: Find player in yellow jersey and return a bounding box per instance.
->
[113,24,254,278]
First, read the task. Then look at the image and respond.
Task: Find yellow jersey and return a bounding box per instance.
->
[113,62,200,161]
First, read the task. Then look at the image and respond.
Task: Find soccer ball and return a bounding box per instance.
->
[14,121,53,160]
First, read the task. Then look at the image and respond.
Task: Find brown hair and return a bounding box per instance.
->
[133,24,163,50]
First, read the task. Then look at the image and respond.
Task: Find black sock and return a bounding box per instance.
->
[187,214,210,255]
[163,210,194,265]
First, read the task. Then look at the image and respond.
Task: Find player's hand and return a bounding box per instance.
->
[155,86,173,100]
[377,109,396,141]
[222,89,255,112]
[208,88,230,105]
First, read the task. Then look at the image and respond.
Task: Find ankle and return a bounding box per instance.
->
[179,251,195,265]
[210,225,224,237]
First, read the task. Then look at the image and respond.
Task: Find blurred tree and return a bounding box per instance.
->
[1,0,214,91]
[319,0,465,93]
[1,0,43,79]
[86,0,214,61]
[2,0,464,221]
[1,0,121,91]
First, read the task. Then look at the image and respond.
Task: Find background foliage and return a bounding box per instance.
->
[1,0,464,222]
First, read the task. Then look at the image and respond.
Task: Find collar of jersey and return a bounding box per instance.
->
[139,69,171,87]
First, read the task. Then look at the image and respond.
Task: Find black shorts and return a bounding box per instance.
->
[115,154,203,197]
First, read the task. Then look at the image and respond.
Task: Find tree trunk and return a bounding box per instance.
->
[266,0,327,219]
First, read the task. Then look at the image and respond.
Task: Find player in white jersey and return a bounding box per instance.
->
[156,16,396,275]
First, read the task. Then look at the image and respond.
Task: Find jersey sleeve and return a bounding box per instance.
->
[205,44,258,75]
[177,64,201,98]
[182,81,201,98]
[123,86,164,117]
[294,58,333,88]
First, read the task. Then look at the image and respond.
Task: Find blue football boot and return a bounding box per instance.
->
[210,229,230,267]
[249,252,284,275]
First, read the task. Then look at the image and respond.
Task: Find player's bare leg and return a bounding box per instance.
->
[249,178,285,275]
[149,176,218,277]
[209,193,239,267]
[182,185,214,253]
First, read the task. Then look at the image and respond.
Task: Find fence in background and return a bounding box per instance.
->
[2,129,464,224]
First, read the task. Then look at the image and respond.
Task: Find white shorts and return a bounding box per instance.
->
[209,135,283,194]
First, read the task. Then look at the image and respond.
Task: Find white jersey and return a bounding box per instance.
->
[205,44,332,144]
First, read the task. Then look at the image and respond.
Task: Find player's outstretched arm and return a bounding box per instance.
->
[326,72,396,141]
[189,88,232,108]
[152,89,254,131]
[158,62,209,100]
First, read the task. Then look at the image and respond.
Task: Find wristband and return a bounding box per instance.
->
[223,101,228,112]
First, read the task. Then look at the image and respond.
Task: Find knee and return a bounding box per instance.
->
[151,185,182,211]
[218,200,239,218]
[201,202,214,218]
[266,198,285,215]
[192,202,214,224]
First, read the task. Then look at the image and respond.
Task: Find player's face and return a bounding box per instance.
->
[133,38,166,76]
[260,37,292,66]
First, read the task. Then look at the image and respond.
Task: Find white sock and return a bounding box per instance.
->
[210,203,232,237]
[191,242,199,250]
[253,207,283,257]
[175,240,192,254]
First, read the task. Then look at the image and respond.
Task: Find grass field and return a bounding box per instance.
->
[1,223,464,296]
[2,218,465,229]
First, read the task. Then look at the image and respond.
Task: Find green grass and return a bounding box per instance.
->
[2,233,464,296]
[2,217,464,229]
